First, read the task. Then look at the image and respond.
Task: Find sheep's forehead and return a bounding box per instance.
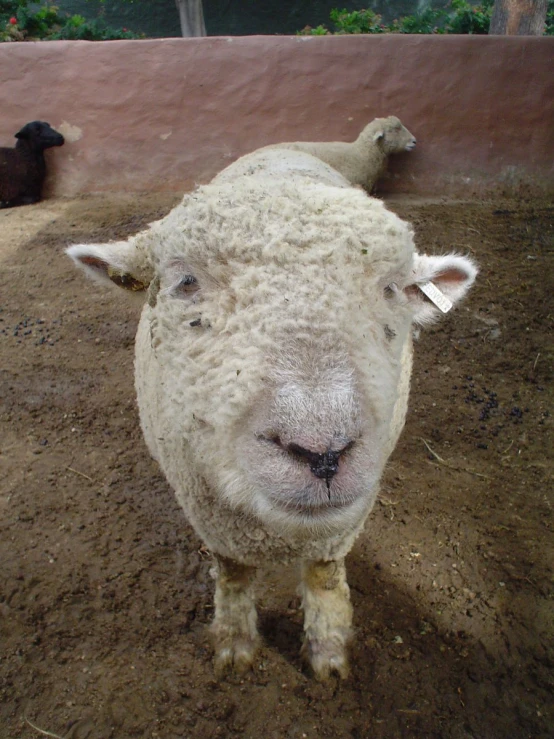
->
[152,181,415,279]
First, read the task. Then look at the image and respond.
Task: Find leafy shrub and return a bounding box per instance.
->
[546,1,554,33]
[445,0,492,34]
[389,8,447,34]
[329,8,386,34]
[1,0,142,41]
[299,1,553,37]
[299,24,330,36]
[51,15,143,40]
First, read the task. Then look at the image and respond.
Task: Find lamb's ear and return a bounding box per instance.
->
[402,254,478,325]
[15,125,30,140]
[66,240,152,293]
[373,130,384,142]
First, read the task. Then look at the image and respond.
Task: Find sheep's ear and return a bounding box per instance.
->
[66,241,152,293]
[15,126,30,140]
[402,254,478,325]
[373,130,384,142]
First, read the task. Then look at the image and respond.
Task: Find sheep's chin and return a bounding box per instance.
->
[251,492,372,536]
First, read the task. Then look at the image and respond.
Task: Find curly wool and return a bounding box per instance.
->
[135,163,416,564]
[67,143,476,677]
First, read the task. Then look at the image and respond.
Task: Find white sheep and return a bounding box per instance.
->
[67,145,476,680]
[260,115,416,191]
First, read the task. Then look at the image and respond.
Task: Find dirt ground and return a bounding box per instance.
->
[0,192,552,739]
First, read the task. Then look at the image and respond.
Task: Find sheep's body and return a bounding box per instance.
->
[212,147,351,190]
[67,143,476,680]
[133,163,415,567]
[0,121,64,208]
[260,116,416,190]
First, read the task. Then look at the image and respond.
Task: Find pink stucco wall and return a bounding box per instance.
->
[1,35,553,197]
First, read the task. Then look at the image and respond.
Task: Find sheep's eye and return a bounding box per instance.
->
[171,274,199,300]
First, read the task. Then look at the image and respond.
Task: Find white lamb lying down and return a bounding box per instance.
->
[67,145,476,680]
[260,115,416,190]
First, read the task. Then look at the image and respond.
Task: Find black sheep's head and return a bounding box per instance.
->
[15,121,65,150]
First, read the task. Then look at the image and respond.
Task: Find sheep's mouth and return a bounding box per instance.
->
[405,141,417,151]
[45,135,65,148]
[271,496,353,518]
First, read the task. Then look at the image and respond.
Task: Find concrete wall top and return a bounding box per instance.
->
[1,35,553,198]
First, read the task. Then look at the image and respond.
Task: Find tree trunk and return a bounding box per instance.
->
[489,0,548,34]
[175,0,206,37]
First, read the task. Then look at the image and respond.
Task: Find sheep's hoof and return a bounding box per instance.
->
[212,636,259,678]
[302,638,350,681]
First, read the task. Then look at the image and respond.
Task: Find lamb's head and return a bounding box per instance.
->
[15,121,65,151]
[360,116,416,154]
[67,181,475,537]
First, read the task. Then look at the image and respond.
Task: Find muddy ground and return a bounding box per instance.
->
[0,193,552,739]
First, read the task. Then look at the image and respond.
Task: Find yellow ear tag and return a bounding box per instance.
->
[107,266,147,292]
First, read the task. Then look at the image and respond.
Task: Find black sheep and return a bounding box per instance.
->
[0,121,65,208]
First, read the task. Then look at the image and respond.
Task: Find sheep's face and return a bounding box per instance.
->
[372,116,416,154]
[68,180,475,534]
[15,121,65,151]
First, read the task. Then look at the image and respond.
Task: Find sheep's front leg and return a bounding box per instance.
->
[210,554,259,676]
[300,559,352,680]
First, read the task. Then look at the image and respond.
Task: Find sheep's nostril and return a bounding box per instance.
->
[258,434,282,446]
[286,441,354,483]
[310,450,340,483]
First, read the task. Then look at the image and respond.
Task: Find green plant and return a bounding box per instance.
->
[330,8,386,34]
[546,0,554,34]
[298,24,329,36]
[389,8,447,34]
[298,1,553,37]
[51,16,143,40]
[445,0,492,34]
[16,3,62,37]
[1,0,142,42]
[298,4,484,37]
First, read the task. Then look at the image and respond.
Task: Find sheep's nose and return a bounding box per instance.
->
[286,441,354,484]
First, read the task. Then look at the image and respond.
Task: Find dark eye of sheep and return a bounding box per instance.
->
[171,274,199,300]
